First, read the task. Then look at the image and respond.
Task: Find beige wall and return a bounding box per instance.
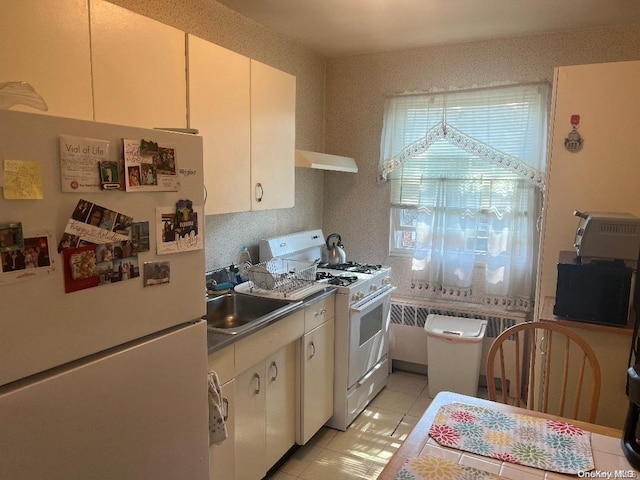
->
[108,0,327,269]
[323,25,640,299]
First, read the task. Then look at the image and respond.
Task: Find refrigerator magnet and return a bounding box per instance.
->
[63,245,99,293]
[99,161,121,190]
[156,205,203,255]
[0,230,55,286]
[0,222,24,254]
[143,260,170,287]
[123,139,178,192]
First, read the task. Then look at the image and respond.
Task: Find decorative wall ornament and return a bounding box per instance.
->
[564,114,584,153]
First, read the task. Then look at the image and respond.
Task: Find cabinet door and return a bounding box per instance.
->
[235,363,266,480]
[187,34,251,214]
[298,318,335,444]
[209,379,235,480]
[265,343,297,470]
[0,0,93,120]
[250,60,296,211]
[90,0,187,128]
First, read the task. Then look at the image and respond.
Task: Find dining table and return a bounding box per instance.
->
[378,391,639,479]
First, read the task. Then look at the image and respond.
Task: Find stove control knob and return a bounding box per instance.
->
[382,277,391,285]
[353,291,364,301]
[370,284,378,291]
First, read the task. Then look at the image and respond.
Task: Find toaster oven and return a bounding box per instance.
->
[573,210,640,264]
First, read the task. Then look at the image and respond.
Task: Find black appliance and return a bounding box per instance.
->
[623,365,640,470]
[554,251,632,327]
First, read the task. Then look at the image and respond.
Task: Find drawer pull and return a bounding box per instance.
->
[254,372,261,394]
[271,361,279,381]
[222,397,229,421]
[315,308,326,317]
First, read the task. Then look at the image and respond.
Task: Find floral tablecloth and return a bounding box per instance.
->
[394,455,504,480]
[428,402,594,474]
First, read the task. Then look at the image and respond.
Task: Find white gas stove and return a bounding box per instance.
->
[242,229,394,431]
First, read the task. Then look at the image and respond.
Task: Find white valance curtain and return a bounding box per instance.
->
[380,83,549,312]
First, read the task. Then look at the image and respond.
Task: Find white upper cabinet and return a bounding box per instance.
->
[0,0,93,120]
[90,0,187,128]
[250,60,296,211]
[187,34,296,214]
[187,35,252,214]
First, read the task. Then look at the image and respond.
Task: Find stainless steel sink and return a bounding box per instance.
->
[204,292,300,335]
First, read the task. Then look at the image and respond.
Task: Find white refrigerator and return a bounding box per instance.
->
[0,110,209,479]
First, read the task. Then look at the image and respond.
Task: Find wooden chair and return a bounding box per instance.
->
[486,321,601,423]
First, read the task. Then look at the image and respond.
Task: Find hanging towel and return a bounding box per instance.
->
[208,371,228,445]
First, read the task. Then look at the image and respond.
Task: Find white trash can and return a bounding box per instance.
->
[425,314,488,398]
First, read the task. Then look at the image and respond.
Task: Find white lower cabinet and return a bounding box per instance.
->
[297,318,335,445]
[265,343,297,469]
[207,345,235,480]
[235,361,267,480]
[209,378,235,480]
[206,297,335,479]
[235,342,296,479]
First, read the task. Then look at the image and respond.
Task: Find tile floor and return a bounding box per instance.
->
[267,370,489,480]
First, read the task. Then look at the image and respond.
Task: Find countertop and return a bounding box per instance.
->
[206,286,336,354]
[541,296,634,336]
[378,391,632,480]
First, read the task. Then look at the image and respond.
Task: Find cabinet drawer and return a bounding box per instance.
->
[304,295,335,333]
[207,344,235,385]
[235,310,304,374]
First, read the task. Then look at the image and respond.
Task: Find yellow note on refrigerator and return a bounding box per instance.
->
[3,159,44,199]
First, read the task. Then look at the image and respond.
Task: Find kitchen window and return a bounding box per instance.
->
[379,83,550,311]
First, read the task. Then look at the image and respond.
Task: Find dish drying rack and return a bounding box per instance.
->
[247,258,317,295]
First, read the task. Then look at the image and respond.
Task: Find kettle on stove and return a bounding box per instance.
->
[622,365,640,469]
[324,233,346,265]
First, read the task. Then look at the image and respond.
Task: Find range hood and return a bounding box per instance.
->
[295,149,358,173]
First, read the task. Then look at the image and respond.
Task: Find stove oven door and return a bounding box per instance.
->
[347,285,395,389]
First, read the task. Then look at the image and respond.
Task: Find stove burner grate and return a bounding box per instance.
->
[317,261,382,274]
[316,271,359,286]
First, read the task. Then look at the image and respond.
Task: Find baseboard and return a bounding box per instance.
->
[391,359,428,376]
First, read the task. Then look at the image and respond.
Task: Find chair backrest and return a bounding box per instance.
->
[486,321,601,423]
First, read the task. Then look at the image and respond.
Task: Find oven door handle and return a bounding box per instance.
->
[357,358,384,386]
[350,285,396,312]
